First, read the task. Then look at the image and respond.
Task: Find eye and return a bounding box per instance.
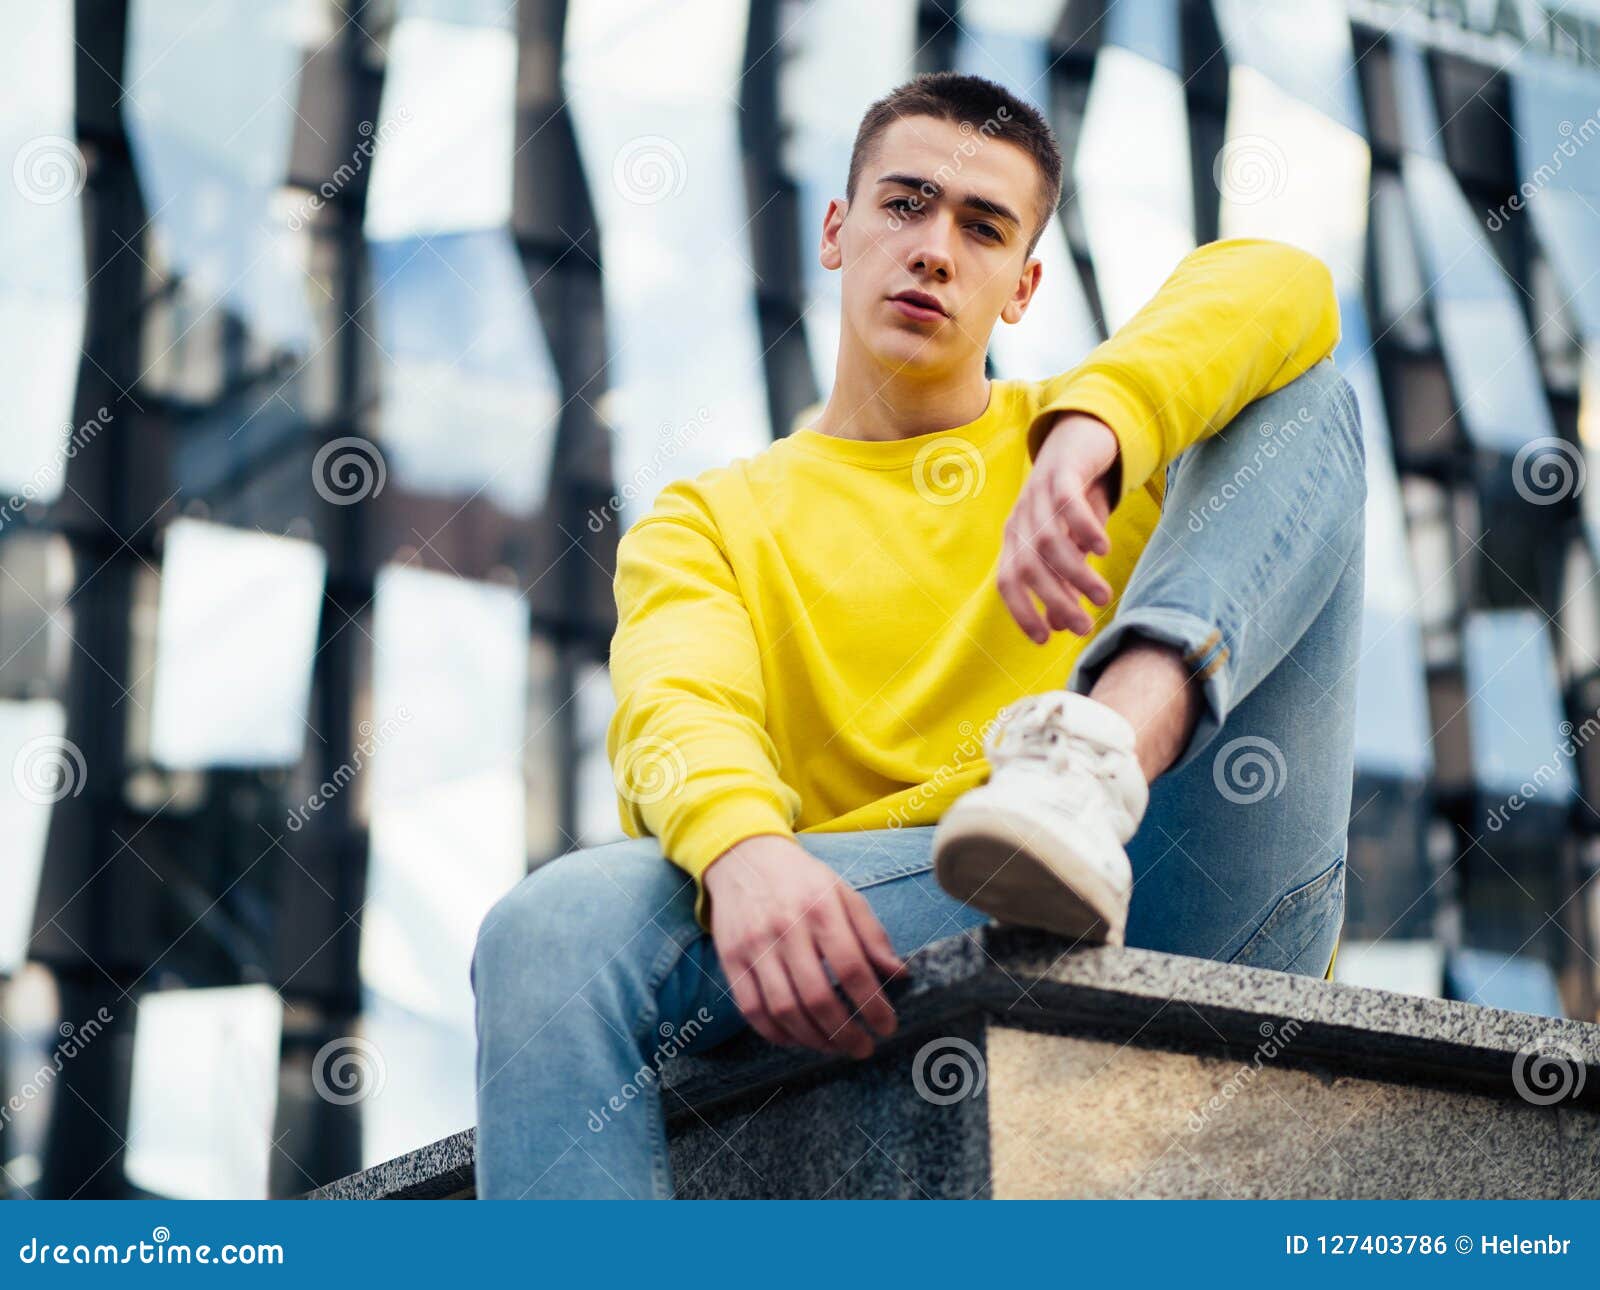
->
[885,196,918,216]
[970,222,1002,241]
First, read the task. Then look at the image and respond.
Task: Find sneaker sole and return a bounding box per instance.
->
[933,804,1128,947]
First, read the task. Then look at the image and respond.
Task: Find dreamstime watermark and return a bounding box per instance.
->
[1486,111,1600,231]
[284,709,411,833]
[585,407,711,532]
[612,135,688,205]
[1185,407,1311,532]
[911,1035,986,1105]
[18,1227,283,1266]
[285,107,413,232]
[311,1035,388,1106]
[1185,1017,1304,1132]
[312,435,387,506]
[1,1007,114,1128]
[912,435,986,505]
[12,735,87,805]
[1511,436,1585,506]
[0,406,114,533]
[1212,134,1289,206]
[883,106,1015,231]
[1484,709,1600,832]
[586,1007,714,1131]
[1510,1035,1587,1106]
[12,134,86,205]
[612,736,688,806]
[1212,735,1287,805]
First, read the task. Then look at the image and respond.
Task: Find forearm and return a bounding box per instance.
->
[1030,238,1341,505]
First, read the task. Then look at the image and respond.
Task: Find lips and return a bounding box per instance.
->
[888,290,947,322]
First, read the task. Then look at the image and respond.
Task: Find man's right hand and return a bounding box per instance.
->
[702,834,907,1059]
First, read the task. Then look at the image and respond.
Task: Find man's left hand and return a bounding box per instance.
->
[997,412,1119,643]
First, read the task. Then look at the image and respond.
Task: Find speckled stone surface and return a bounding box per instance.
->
[302,1127,476,1200]
[985,1028,1579,1199]
[304,927,1600,1198]
[669,1014,991,1199]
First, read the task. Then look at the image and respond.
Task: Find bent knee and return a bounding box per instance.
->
[471,839,690,992]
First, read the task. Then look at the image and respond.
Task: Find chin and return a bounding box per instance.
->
[869,328,956,375]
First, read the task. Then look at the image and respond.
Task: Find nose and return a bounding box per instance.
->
[906,218,954,283]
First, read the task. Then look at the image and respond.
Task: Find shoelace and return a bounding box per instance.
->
[986,695,1112,809]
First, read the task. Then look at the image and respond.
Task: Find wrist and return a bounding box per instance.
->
[1043,411,1119,476]
[703,831,791,891]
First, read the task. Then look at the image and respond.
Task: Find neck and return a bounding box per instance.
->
[812,339,991,442]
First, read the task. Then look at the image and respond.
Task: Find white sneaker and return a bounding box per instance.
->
[933,691,1148,945]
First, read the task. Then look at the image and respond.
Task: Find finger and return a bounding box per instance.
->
[816,899,898,1042]
[1048,478,1111,559]
[841,886,907,980]
[1050,486,1113,569]
[997,555,1050,643]
[1018,556,1094,637]
[753,949,837,1055]
[782,932,870,1058]
[1028,495,1111,609]
[723,956,789,1050]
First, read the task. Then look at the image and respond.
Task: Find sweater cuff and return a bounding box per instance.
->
[664,791,797,932]
[1027,370,1163,510]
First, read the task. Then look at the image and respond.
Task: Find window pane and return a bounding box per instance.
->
[124,985,283,1199]
[1463,610,1576,800]
[362,565,528,1028]
[124,0,315,351]
[565,0,771,526]
[149,519,327,770]
[0,0,85,502]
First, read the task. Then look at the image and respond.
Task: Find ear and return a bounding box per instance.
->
[1000,256,1044,325]
[819,197,847,271]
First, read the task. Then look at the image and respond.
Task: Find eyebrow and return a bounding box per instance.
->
[875,173,1022,230]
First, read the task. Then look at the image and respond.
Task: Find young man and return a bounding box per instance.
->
[472,72,1366,1198]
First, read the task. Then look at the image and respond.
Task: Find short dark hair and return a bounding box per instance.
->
[845,71,1064,255]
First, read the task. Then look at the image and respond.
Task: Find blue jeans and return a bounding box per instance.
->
[471,360,1367,1198]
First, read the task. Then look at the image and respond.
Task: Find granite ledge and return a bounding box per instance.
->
[303,927,1600,1199]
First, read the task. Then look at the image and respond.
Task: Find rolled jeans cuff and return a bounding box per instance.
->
[1065,606,1233,776]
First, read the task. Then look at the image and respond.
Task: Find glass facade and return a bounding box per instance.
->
[3,0,1599,1197]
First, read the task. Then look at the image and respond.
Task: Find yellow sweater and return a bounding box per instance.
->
[607,238,1341,929]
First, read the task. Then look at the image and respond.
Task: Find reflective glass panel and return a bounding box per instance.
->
[149,519,327,770]
[124,985,283,1199]
[363,565,527,1029]
[0,0,85,501]
[1462,610,1577,800]
[125,0,315,351]
[565,0,772,526]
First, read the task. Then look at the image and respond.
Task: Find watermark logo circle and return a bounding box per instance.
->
[612,135,687,205]
[912,436,986,505]
[13,735,87,804]
[312,435,387,505]
[1511,1037,1587,1106]
[1212,134,1289,206]
[911,1035,986,1105]
[312,1036,388,1106]
[1212,735,1287,805]
[13,134,86,205]
[613,736,688,805]
[1511,436,1584,505]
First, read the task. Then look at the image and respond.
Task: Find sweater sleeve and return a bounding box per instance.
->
[606,483,802,930]
[1027,238,1342,509]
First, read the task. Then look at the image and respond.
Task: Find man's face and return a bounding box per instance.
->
[821,115,1046,379]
